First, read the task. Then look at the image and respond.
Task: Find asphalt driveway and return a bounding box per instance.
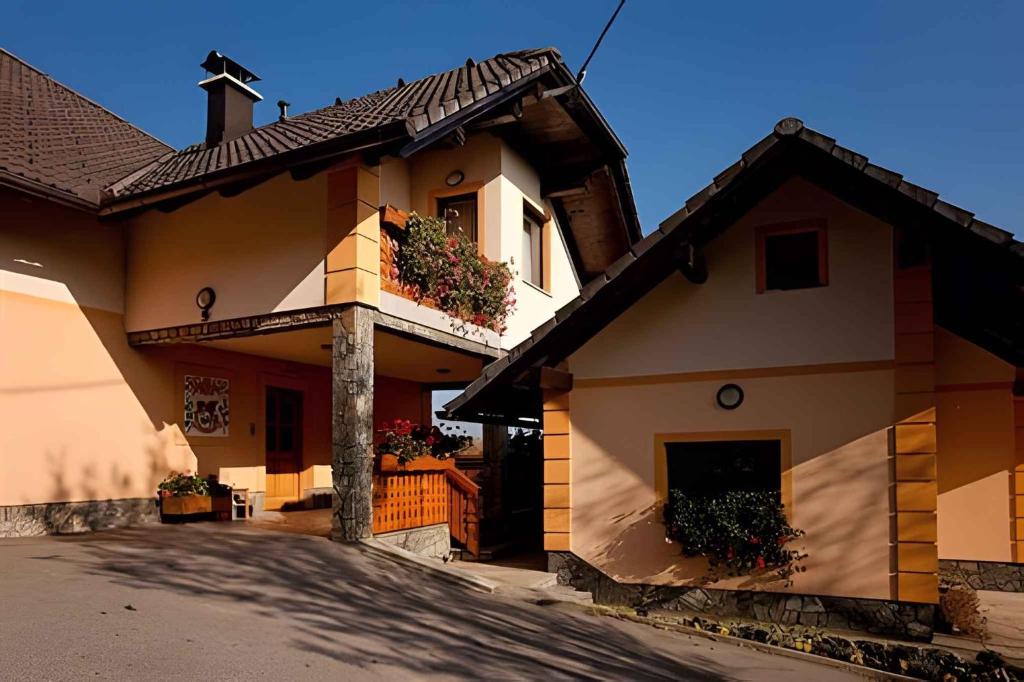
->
[0,523,858,681]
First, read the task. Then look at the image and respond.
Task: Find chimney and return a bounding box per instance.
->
[198,51,262,147]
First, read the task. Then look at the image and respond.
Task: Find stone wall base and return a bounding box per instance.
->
[375,523,451,559]
[548,551,935,642]
[1,498,159,538]
[940,559,1024,592]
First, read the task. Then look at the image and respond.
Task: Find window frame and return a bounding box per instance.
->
[654,430,793,519]
[430,182,486,255]
[755,219,829,294]
[521,202,547,290]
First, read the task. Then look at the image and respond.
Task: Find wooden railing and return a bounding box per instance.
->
[372,454,480,556]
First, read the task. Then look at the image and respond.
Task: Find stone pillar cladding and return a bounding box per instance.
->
[325,163,381,308]
[542,388,571,551]
[548,552,936,641]
[331,307,375,542]
[891,258,939,604]
[1,498,158,537]
[940,559,1024,592]
[1013,378,1024,562]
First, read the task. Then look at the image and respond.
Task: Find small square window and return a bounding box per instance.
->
[521,205,545,288]
[437,193,477,242]
[757,221,828,293]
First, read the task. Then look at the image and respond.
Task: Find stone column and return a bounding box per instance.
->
[331,306,375,542]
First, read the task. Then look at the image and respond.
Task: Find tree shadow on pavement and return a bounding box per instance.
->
[50,524,736,680]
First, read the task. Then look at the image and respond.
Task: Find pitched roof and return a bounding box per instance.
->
[444,117,1024,422]
[0,48,172,207]
[107,48,562,201]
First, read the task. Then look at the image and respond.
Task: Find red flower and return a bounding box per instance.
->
[756,556,766,570]
[726,548,735,560]
[425,436,435,446]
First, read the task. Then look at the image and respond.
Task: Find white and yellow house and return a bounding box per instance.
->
[447,118,1024,638]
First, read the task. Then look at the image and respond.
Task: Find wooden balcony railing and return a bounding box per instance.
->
[372,454,480,557]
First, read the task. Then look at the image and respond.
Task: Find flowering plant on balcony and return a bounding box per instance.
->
[376,419,474,464]
[394,213,515,335]
[664,489,806,584]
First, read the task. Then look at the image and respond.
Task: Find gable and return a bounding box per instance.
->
[445,118,1023,424]
[569,178,895,379]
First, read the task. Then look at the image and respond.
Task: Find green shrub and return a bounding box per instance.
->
[664,489,805,582]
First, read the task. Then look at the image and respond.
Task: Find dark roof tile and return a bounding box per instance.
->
[110,48,559,201]
[933,199,974,227]
[863,163,903,189]
[0,48,171,205]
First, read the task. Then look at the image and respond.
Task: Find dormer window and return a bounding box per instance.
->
[756,220,828,293]
[438,192,478,242]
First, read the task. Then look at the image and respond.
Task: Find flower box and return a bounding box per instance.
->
[160,494,212,517]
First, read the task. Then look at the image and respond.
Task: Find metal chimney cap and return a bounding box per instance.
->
[200,51,261,84]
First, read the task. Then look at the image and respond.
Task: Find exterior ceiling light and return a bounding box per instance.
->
[196,287,216,321]
[445,170,465,187]
[716,383,744,410]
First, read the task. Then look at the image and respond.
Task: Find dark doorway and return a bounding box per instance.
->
[265,386,303,508]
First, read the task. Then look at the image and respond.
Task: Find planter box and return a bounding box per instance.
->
[160,494,212,517]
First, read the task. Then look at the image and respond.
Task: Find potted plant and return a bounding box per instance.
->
[157,471,212,520]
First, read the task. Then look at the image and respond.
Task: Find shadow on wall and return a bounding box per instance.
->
[579,421,894,599]
[48,525,735,680]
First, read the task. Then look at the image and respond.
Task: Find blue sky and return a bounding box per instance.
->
[5,1,1022,236]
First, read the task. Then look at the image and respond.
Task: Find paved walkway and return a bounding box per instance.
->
[0,523,860,681]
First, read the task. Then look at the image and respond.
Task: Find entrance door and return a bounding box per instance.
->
[265,386,303,509]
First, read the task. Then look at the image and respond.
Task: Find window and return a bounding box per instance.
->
[665,440,782,499]
[437,193,477,242]
[756,221,828,293]
[521,205,544,288]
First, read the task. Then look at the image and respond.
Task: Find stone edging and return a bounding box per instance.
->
[548,551,935,641]
[359,537,496,593]
[601,608,917,681]
[1,498,158,538]
[940,559,1024,593]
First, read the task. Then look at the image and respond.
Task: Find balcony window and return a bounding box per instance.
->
[521,206,544,289]
[437,193,477,242]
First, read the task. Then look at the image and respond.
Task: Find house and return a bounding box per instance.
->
[0,47,639,545]
[446,117,1024,638]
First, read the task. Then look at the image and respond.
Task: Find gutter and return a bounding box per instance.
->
[0,170,99,213]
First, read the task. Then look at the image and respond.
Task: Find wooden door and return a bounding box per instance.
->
[265,386,303,509]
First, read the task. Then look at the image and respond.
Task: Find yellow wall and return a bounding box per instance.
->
[126,172,328,332]
[571,178,894,378]
[392,132,581,348]
[569,371,895,599]
[564,178,898,599]
[1,189,332,506]
[935,328,1017,561]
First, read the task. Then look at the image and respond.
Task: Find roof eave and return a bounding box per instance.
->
[98,119,413,216]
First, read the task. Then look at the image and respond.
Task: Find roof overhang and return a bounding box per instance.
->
[445,118,1024,424]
